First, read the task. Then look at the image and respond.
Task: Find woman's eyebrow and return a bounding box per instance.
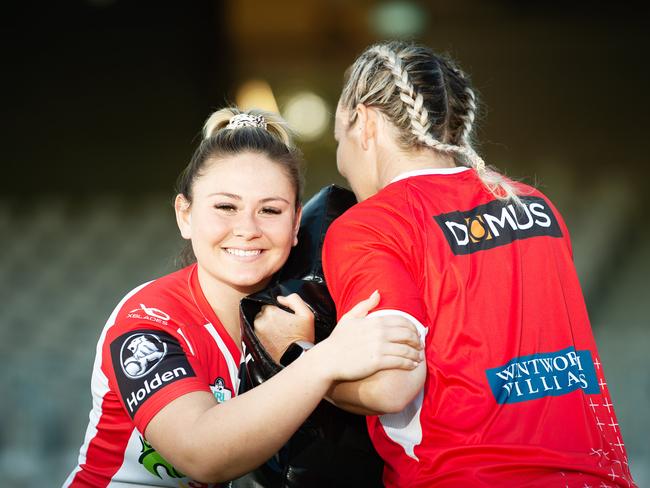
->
[260,197,291,205]
[208,193,290,205]
[208,192,241,200]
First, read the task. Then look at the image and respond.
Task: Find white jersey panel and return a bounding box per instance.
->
[63,281,153,487]
[204,322,241,393]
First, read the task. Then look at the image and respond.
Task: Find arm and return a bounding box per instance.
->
[145,343,340,482]
[255,296,426,415]
[326,311,427,415]
[322,210,430,416]
[327,364,426,416]
[144,292,422,483]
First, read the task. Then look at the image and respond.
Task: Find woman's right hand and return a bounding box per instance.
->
[315,291,424,382]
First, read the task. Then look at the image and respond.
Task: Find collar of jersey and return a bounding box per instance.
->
[390,166,471,184]
[187,263,242,360]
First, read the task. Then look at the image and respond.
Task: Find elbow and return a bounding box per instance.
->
[363,367,427,415]
[172,455,218,484]
[164,443,231,484]
[370,391,417,415]
[175,461,231,485]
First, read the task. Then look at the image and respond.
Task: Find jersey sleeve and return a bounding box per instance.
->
[520,183,574,259]
[103,324,211,434]
[322,206,427,326]
[544,196,574,259]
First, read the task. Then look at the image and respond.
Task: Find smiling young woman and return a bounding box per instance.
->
[175,151,302,346]
[63,107,424,487]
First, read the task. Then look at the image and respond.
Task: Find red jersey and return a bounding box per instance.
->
[64,264,242,488]
[322,168,635,488]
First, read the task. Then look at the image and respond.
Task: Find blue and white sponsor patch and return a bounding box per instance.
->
[485,346,599,404]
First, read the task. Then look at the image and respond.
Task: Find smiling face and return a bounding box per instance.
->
[175,152,300,296]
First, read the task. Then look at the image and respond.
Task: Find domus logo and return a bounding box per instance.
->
[433,196,562,255]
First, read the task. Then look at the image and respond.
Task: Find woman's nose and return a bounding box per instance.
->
[232,212,262,239]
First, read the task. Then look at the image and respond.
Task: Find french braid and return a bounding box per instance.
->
[442,62,477,147]
[342,41,521,205]
[369,45,487,173]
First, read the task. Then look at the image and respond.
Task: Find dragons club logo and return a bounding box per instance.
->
[120,333,168,379]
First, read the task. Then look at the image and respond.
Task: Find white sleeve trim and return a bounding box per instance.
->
[367,308,427,461]
[367,309,428,344]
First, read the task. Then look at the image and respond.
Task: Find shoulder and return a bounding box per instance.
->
[326,185,412,242]
[512,181,567,221]
[108,266,196,337]
[100,267,200,385]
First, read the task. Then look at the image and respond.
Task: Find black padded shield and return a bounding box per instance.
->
[231,185,383,488]
[239,184,357,388]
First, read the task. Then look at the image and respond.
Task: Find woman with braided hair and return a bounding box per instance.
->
[322,41,636,486]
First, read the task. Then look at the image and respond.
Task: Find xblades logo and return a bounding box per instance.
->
[127,304,171,325]
[434,196,562,255]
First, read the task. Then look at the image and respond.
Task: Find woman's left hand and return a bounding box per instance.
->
[254,294,315,363]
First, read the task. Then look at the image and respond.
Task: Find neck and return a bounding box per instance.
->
[196,265,268,347]
[377,148,457,189]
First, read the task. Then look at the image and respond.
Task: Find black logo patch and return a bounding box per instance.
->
[110,329,196,418]
[433,196,562,255]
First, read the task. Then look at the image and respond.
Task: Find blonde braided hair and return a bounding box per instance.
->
[341,41,521,205]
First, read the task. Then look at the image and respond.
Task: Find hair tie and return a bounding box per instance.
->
[225,113,267,130]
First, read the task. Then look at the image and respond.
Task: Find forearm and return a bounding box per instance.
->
[148,343,334,482]
[326,381,383,416]
[327,362,426,415]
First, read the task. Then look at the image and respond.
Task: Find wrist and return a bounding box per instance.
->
[279,340,314,367]
[302,340,338,383]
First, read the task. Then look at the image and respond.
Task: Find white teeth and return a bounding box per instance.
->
[225,248,262,257]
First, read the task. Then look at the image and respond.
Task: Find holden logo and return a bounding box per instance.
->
[120,333,167,379]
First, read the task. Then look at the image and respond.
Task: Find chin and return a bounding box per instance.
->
[230,274,273,293]
[233,284,265,295]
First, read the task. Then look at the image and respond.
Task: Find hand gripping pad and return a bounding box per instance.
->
[231,185,383,488]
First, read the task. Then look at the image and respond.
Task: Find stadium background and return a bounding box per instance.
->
[1,1,648,485]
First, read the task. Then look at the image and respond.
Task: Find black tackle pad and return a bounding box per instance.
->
[230,185,384,488]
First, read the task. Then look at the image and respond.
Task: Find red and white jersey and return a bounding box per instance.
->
[64,264,242,488]
[323,168,636,488]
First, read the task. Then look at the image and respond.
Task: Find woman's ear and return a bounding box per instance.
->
[174,194,192,240]
[355,103,378,151]
[292,206,302,247]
